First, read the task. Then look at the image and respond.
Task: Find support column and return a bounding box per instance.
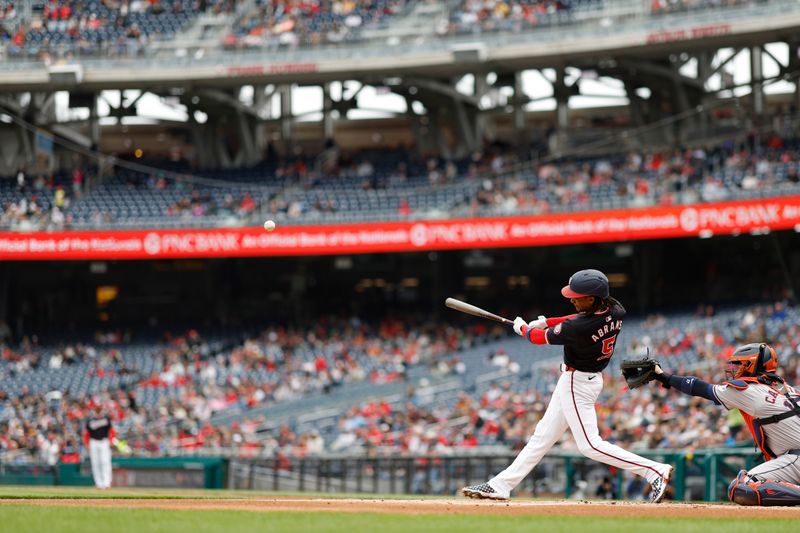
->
[473,73,487,148]
[794,75,800,111]
[15,119,34,170]
[553,67,569,155]
[215,115,233,168]
[322,82,334,139]
[750,45,764,118]
[252,85,267,117]
[234,109,258,167]
[279,85,293,148]
[429,111,450,159]
[405,96,435,154]
[791,42,800,111]
[513,71,526,143]
[672,78,691,144]
[697,51,713,138]
[452,99,477,154]
[88,92,100,150]
[188,112,213,168]
[624,81,644,128]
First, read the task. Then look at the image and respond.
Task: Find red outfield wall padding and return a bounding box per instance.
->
[1,196,799,260]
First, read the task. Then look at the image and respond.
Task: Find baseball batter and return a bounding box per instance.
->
[462,269,673,502]
[84,404,114,489]
[650,343,800,505]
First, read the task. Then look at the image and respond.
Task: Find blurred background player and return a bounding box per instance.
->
[85,403,114,489]
[652,343,800,506]
[462,269,672,502]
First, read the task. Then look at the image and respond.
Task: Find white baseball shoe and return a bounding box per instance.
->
[650,466,673,503]
[462,482,508,500]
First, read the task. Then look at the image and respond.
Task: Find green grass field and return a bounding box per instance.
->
[0,486,794,533]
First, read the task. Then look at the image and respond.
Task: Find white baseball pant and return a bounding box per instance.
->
[89,438,113,489]
[489,368,670,497]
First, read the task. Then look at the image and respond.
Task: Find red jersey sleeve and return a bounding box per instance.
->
[546,314,577,327]
[520,325,548,345]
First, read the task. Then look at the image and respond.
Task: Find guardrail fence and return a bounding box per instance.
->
[0,448,762,500]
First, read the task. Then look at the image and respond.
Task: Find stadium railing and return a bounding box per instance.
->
[0,448,760,501]
[227,448,762,501]
[0,457,228,489]
[0,448,760,500]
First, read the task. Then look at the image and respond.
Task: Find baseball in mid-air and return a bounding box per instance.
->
[264,220,276,232]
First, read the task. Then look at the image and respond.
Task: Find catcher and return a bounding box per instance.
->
[621,343,800,506]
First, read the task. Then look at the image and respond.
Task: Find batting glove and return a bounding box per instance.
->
[513,317,527,336]
[528,315,547,330]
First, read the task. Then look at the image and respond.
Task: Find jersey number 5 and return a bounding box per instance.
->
[598,334,618,361]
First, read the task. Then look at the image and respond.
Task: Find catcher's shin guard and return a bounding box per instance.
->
[728,470,800,506]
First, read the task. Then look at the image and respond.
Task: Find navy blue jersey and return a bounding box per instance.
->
[86,415,112,440]
[545,299,625,372]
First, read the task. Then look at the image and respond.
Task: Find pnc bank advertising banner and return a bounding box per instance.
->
[1,195,799,260]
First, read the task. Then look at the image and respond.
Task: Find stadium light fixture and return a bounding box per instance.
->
[48,64,83,85]
[450,43,487,64]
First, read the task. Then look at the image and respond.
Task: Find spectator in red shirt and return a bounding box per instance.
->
[239,193,256,215]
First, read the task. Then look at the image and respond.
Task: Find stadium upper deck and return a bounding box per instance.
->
[1,0,799,90]
[2,130,800,231]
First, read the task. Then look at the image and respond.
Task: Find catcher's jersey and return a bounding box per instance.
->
[713,381,800,456]
[544,300,626,373]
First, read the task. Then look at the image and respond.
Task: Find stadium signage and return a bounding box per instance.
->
[1,196,799,260]
[269,63,318,74]
[646,23,731,44]
[224,63,318,77]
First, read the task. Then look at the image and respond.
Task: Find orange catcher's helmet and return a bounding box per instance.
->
[725,343,778,380]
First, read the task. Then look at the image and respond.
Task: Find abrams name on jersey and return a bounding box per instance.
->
[591,318,622,343]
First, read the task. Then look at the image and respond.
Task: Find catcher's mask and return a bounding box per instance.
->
[725,343,777,380]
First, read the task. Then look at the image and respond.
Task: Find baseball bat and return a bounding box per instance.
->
[445,297,514,325]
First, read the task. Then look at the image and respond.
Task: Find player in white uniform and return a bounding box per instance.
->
[85,404,114,489]
[652,342,800,505]
[462,269,673,502]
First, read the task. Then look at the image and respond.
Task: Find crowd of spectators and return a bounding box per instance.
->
[225,0,409,50]
[0,0,237,60]
[166,190,258,219]
[450,133,800,217]
[2,126,800,229]
[0,316,496,462]
[0,0,774,61]
[285,302,800,458]
[650,0,759,15]
[446,0,583,35]
[1,302,798,465]
[0,167,86,231]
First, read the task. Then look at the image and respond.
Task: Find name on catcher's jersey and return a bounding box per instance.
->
[545,300,626,372]
[713,382,800,456]
[86,416,112,440]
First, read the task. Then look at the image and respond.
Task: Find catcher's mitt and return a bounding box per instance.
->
[620,357,660,389]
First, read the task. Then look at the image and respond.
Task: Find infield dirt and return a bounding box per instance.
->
[4,498,800,518]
